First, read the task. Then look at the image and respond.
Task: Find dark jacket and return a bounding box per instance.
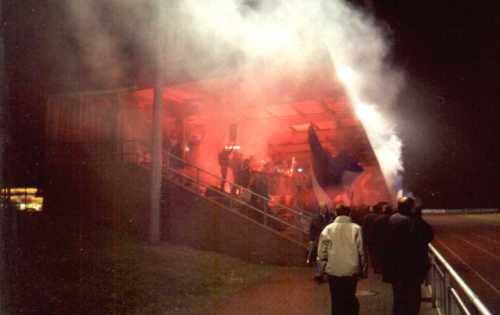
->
[381,212,434,283]
[411,216,434,278]
[218,149,231,168]
[309,212,335,243]
[373,213,391,270]
[362,213,380,246]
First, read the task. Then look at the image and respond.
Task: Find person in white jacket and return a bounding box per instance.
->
[317,204,367,315]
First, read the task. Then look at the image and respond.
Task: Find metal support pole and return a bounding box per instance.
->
[149,8,164,243]
[430,255,438,308]
[109,95,121,162]
[0,3,8,311]
[150,83,163,243]
[444,272,450,315]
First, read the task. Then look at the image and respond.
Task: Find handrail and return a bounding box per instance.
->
[428,243,492,315]
[165,151,312,220]
[162,167,307,248]
[163,166,307,235]
[44,140,312,235]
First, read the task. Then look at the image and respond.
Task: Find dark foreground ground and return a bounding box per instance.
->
[427,213,500,314]
[5,211,438,315]
[208,268,436,315]
[7,213,277,315]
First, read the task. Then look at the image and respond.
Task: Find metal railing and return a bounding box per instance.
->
[162,166,308,247]
[161,152,311,244]
[120,140,312,245]
[429,244,492,315]
[166,152,311,217]
[43,140,312,245]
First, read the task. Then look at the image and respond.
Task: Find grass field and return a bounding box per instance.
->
[12,225,278,314]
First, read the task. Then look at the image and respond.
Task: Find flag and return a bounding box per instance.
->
[308,125,364,206]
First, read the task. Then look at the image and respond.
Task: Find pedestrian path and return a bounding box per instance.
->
[209,267,438,315]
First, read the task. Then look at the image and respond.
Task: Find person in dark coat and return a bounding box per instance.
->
[382,197,434,315]
[308,203,335,282]
[218,147,232,191]
[239,159,251,188]
[411,205,434,283]
[362,202,386,273]
[230,151,243,195]
[373,204,394,275]
[246,171,271,224]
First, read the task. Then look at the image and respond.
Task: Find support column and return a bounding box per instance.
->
[149,74,163,243]
[0,1,8,311]
[109,95,121,161]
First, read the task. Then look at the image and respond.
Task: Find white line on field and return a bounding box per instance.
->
[472,233,500,246]
[435,238,500,296]
[452,235,500,261]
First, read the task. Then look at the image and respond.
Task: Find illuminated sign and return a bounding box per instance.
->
[1,187,44,212]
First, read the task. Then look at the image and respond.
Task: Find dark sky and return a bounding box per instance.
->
[2,0,499,208]
[372,1,499,207]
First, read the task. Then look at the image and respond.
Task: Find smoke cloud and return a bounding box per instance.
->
[62,0,405,194]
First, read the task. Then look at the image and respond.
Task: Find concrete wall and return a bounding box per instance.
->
[44,158,306,265]
[163,185,307,266]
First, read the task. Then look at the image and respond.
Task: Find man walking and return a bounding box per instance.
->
[317,204,367,315]
[382,197,433,315]
[362,202,385,273]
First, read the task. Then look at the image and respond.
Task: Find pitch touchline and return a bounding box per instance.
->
[472,233,500,246]
[435,238,500,296]
[465,215,500,228]
[451,235,500,261]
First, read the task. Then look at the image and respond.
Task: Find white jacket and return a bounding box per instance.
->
[317,216,365,277]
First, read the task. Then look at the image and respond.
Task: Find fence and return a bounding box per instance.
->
[429,244,492,315]
[118,140,313,245]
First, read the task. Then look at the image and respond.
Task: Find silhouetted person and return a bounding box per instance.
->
[363,202,385,273]
[411,205,434,285]
[308,203,335,282]
[239,159,251,188]
[164,136,185,183]
[317,205,367,315]
[230,151,243,195]
[218,147,232,191]
[249,172,269,212]
[382,197,433,315]
[373,203,394,275]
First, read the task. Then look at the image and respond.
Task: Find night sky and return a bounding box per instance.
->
[2,0,499,208]
[372,1,499,207]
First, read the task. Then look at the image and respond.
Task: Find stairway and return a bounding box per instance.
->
[161,152,312,248]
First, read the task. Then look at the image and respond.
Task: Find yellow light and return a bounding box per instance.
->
[1,187,44,212]
[224,145,241,150]
[2,187,38,194]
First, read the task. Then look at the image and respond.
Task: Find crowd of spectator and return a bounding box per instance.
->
[169,144,434,315]
[217,146,311,210]
[311,197,433,315]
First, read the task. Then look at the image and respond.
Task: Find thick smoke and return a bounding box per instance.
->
[63,0,404,195]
